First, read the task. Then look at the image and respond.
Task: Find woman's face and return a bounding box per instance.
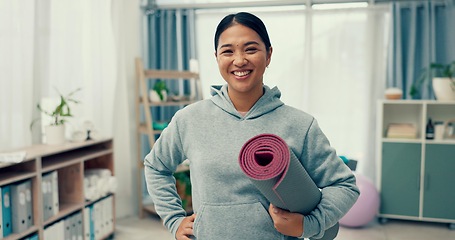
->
[215,23,272,97]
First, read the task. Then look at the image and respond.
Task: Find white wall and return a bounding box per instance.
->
[111,0,142,219]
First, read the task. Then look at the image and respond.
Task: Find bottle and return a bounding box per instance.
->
[426,118,434,140]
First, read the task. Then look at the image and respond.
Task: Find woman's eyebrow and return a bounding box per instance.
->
[244,41,260,46]
[219,43,233,49]
[219,41,260,49]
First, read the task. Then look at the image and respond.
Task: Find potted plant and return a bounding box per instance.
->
[149,80,168,102]
[30,88,81,144]
[410,61,455,100]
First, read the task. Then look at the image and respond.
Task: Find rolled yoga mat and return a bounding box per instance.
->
[238,133,339,240]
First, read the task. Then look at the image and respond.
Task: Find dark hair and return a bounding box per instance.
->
[214,12,272,52]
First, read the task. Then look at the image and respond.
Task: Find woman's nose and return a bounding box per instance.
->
[233,54,247,67]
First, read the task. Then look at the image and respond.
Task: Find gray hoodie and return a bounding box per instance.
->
[144,85,359,240]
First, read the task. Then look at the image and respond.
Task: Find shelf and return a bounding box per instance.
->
[377,100,455,225]
[424,139,455,145]
[143,69,199,79]
[2,226,39,240]
[135,58,199,218]
[0,172,36,187]
[138,123,163,135]
[43,202,84,226]
[42,149,112,173]
[0,139,115,240]
[139,97,198,106]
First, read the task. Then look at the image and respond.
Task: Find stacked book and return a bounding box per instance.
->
[386,123,417,139]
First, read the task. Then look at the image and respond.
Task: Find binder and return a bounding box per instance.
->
[103,196,114,236]
[89,204,95,240]
[94,202,101,240]
[42,172,53,221]
[64,214,73,240]
[51,171,59,216]
[102,198,109,237]
[107,196,114,234]
[24,180,33,228]
[44,220,64,240]
[56,219,65,240]
[11,180,29,233]
[2,185,12,237]
[70,214,77,240]
[83,207,91,240]
[74,211,83,240]
[41,173,49,221]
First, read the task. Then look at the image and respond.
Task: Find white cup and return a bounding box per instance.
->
[434,124,445,140]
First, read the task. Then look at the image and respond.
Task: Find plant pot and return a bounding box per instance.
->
[432,77,455,101]
[149,90,167,102]
[45,124,66,145]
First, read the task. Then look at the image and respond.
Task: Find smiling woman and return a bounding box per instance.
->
[144,11,359,240]
[215,23,272,112]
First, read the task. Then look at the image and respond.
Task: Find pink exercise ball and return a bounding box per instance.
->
[339,173,380,228]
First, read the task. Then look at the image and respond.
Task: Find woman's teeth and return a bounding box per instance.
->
[233,71,251,77]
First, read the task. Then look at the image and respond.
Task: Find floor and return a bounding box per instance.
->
[114,215,455,240]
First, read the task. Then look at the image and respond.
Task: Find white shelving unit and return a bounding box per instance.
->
[0,139,115,239]
[376,100,455,229]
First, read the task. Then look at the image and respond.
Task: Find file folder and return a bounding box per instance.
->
[11,180,29,233]
[51,171,59,215]
[24,180,33,228]
[2,185,12,237]
[89,205,95,240]
[44,220,64,240]
[42,172,53,221]
[84,207,91,240]
[94,202,102,240]
[75,211,83,240]
[64,214,73,240]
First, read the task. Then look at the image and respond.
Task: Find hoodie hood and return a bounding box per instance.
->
[210,84,284,119]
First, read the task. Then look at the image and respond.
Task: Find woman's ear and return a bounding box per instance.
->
[266,46,273,66]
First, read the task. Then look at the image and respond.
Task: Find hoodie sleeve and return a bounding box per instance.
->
[143,113,187,238]
[299,119,360,239]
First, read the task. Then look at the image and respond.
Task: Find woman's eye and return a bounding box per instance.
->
[221,50,233,55]
[246,48,258,53]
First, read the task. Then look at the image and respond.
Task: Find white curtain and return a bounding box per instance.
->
[195,6,390,181]
[0,0,141,219]
[0,0,116,149]
[0,0,35,150]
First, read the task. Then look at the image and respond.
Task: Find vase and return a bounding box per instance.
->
[432,78,455,101]
[45,124,66,145]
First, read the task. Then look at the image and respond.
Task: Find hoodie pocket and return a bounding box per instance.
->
[193,201,282,240]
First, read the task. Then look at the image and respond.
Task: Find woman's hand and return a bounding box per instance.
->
[269,204,304,237]
[176,214,196,240]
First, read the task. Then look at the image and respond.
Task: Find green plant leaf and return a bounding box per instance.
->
[31,87,81,128]
[409,61,455,98]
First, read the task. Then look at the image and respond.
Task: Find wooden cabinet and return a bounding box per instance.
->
[135,58,201,218]
[377,100,455,228]
[0,139,115,239]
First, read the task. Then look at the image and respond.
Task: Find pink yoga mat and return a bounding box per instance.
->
[238,133,338,240]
